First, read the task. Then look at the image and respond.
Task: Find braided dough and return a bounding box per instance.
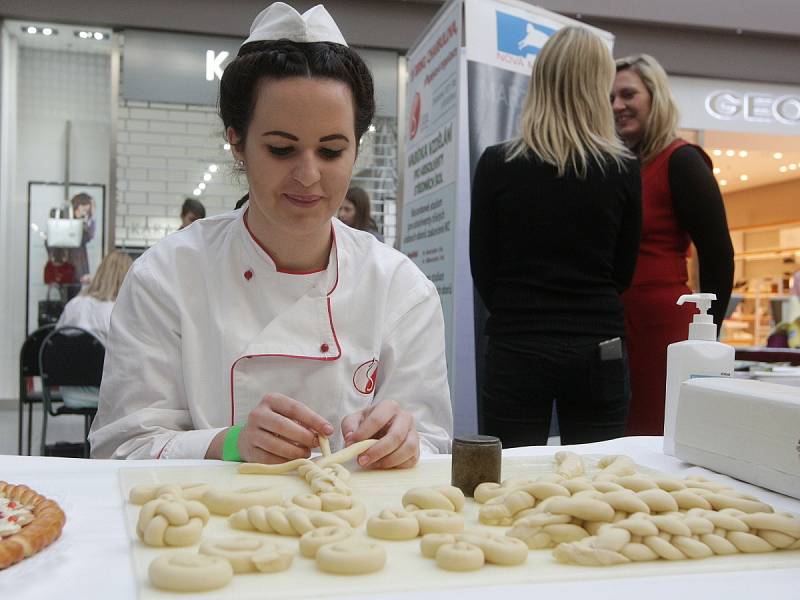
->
[136,494,210,547]
[199,537,294,573]
[148,553,233,592]
[0,481,66,570]
[229,505,351,536]
[316,537,387,575]
[201,486,283,516]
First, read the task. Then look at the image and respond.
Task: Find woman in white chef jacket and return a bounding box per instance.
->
[89,3,453,468]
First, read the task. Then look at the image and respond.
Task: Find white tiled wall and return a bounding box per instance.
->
[115,100,243,247]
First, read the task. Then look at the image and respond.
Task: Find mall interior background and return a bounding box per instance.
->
[1,0,799,405]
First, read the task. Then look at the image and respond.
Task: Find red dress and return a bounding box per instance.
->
[622,139,709,436]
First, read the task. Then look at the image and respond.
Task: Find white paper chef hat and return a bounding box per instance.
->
[243,2,347,47]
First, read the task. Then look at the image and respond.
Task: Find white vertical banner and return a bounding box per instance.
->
[401,1,474,434]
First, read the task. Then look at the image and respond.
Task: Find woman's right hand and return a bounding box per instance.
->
[238,393,334,464]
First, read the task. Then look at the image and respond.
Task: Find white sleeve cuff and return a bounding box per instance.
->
[158,427,226,459]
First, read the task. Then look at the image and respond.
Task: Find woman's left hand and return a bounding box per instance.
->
[340,400,420,470]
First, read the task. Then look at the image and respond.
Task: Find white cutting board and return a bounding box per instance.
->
[119,456,800,599]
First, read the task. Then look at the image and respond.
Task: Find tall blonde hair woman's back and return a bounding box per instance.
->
[507,26,630,176]
[83,251,133,302]
[614,54,679,164]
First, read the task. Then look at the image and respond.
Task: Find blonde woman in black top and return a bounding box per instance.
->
[470,26,642,447]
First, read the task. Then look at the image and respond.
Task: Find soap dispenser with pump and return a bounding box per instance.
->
[663,293,735,455]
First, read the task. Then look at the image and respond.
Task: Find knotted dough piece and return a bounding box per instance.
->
[435,541,484,571]
[367,509,420,540]
[201,486,283,516]
[136,494,210,547]
[238,439,379,475]
[300,525,354,558]
[473,477,539,504]
[148,553,233,592]
[316,537,387,575]
[415,509,466,535]
[290,493,366,527]
[403,486,465,512]
[128,483,210,505]
[229,505,350,536]
[199,537,294,573]
[554,451,586,479]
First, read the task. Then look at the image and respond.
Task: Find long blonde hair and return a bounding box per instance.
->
[83,251,133,302]
[615,54,679,164]
[507,26,630,177]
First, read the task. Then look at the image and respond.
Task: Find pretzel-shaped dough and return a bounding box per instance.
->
[229,505,350,536]
[148,553,233,592]
[403,486,465,512]
[456,531,528,566]
[553,508,800,566]
[201,486,283,516]
[128,483,210,505]
[473,477,539,504]
[299,525,354,558]
[435,541,484,571]
[316,537,387,575]
[199,537,294,573]
[367,509,420,540]
[137,494,210,547]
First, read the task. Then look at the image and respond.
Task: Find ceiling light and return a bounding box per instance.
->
[198,182,206,190]
[193,188,202,196]
[725,150,735,157]
[203,173,212,182]
[712,149,722,156]
[93,32,104,40]
[739,174,748,181]
[223,143,231,151]
[713,167,721,174]
[42,27,53,36]
[738,150,748,158]
[719,180,727,186]
[789,164,798,171]
[774,152,784,159]
[26,26,37,34]
[209,164,218,173]
[779,166,788,173]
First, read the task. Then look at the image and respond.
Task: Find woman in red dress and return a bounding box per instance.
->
[612,54,734,435]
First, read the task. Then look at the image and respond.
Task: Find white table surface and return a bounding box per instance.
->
[2,436,798,599]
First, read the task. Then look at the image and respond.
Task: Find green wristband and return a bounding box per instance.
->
[222,425,243,462]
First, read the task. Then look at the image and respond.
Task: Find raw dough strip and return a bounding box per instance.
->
[402,486,465,513]
[229,505,351,536]
[0,482,66,570]
[238,439,380,475]
[199,537,294,573]
[148,553,233,592]
[298,461,352,496]
[136,494,210,547]
[318,434,332,458]
[201,486,283,516]
[553,508,800,566]
[554,451,586,479]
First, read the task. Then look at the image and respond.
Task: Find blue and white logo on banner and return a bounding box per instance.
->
[496,11,556,57]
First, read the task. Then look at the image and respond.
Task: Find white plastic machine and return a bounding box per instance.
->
[673,377,800,499]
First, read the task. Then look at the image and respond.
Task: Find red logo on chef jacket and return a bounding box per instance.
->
[353,359,379,395]
[409,92,421,140]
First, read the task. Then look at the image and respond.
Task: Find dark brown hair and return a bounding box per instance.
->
[345,186,378,232]
[219,40,375,151]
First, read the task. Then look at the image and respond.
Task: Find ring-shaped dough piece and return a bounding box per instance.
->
[202,487,283,516]
[416,509,465,535]
[367,509,420,540]
[299,525,354,558]
[420,533,457,558]
[148,553,233,592]
[251,543,295,573]
[403,486,465,512]
[435,542,484,571]
[316,538,387,575]
[200,537,293,573]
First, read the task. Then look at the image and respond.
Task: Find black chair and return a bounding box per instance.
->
[39,326,105,458]
[18,325,63,455]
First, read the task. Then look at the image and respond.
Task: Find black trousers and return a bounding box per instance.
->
[480,334,630,447]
